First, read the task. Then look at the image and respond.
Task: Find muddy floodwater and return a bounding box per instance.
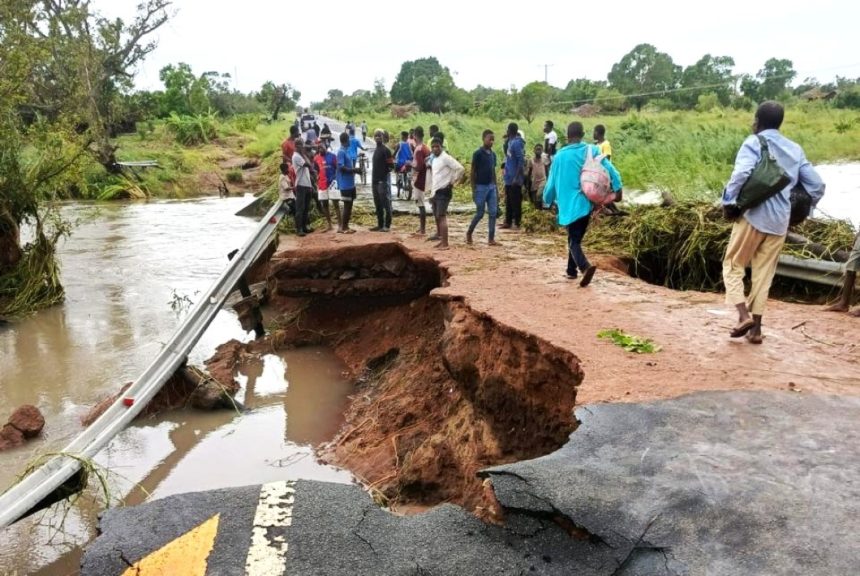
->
[0,197,353,575]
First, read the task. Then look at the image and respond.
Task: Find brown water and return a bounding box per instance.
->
[0,197,353,575]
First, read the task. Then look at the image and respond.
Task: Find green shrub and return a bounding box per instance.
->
[695,93,720,113]
[225,169,243,183]
[165,111,218,145]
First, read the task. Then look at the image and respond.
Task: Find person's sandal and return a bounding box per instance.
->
[730,319,755,338]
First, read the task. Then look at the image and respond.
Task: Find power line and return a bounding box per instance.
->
[550,61,860,106]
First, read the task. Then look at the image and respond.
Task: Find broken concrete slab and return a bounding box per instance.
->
[484,390,860,576]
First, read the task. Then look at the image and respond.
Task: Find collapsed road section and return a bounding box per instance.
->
[71,240,860,574]
[81,390,860,575]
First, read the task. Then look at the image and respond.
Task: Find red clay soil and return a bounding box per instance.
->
[279,226,859,403]
[251,219,859,512]
[258,242,582,512]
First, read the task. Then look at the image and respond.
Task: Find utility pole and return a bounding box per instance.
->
[539,64,554,84]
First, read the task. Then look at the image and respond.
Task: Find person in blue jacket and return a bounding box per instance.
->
[544,121,622,287]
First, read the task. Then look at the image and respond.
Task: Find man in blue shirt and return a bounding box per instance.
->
[347,129,365,162]
[394,131,413,198]
[501,123,525,229]
[467,129,500,246]
[544,122,622,287]
[721,101,825,344]
[336,132,360,233]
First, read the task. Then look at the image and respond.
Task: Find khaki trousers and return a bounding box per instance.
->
[722,217,785,315]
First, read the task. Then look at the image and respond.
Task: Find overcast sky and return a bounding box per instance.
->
[97,0,860,105]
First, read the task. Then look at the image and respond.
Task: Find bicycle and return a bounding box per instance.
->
[395,165,413,200]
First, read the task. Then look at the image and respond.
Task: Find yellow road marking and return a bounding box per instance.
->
[122,513,220,576]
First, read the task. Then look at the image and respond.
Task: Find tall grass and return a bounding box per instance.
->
[348,107,860,202]
[106,106,860,200]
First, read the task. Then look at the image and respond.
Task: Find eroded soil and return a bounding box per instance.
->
[217,218,860,513]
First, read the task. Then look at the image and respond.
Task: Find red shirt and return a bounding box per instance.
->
[413,143,430,190]
[314,155,327,189]
[281,138,296,163]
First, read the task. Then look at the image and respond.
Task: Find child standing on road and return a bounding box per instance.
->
[278,162,296,217]
[525,143,549,210]
[314,144,341,231]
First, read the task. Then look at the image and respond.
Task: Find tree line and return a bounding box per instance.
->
[311,49,860,120]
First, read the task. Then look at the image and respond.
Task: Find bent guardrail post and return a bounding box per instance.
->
[228,247,265,339]
[0,200,285,528]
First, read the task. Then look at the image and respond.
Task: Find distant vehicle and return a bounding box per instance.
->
[299,113,316,131]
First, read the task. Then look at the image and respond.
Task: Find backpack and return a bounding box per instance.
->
[736,135,790,211]
[580,146,613,205]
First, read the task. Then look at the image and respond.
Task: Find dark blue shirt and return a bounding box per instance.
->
[471,147,497,186]
[503,135,525,185]
[336,149,355,190]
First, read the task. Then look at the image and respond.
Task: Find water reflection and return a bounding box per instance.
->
[0,198,354,575]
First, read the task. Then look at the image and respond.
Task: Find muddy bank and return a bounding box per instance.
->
[247,242,584,512]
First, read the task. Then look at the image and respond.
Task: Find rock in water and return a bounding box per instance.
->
[8,404,45,438]
[0,424,25,451]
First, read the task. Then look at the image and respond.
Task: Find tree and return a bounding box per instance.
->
[594,88,627,113]
[739,74,761,102]
[159,63,198,115]
[756,58,796,100]
[608,44,681,111]
[390,57,457,112]
[562,78,606,107]
[678,54,735,109]
[371,78,388,110]
[32,0,172,171]
[517,81,550,123]
[450,88,473,114]
[410,72,456,113]
[0,0,170,316]
[475,89,516,121]
[257,81,300,120]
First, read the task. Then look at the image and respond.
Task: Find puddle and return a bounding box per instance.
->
[0,346,354,575]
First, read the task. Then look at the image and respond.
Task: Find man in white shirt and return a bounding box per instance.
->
[543,120,558,159]
[292,141,315,236]
[429,136,464,250]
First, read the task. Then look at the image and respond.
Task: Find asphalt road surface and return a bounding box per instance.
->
[82,390,860,575]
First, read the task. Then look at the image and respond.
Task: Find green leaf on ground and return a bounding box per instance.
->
[597,328,662,354]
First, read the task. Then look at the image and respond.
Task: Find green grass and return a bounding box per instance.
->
[110,122,231,198]
[103,105,860,201]
[343,106,860,201]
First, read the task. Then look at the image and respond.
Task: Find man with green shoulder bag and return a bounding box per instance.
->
[721,101,825,344]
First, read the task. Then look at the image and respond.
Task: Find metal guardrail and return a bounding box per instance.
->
[0,199,285,529]
[776,255,845,287]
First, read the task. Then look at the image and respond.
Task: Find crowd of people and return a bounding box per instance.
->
[274,102,857,340]
[277,117,620,253]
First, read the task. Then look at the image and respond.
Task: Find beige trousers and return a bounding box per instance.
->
[722,217,785,315]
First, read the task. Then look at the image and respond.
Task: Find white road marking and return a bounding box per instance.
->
[245,480,295,576]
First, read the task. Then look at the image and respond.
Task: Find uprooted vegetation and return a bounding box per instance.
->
[585,202,856,293]
[260,242,583,513]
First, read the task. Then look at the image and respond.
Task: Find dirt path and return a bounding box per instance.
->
[278,215,859,405]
